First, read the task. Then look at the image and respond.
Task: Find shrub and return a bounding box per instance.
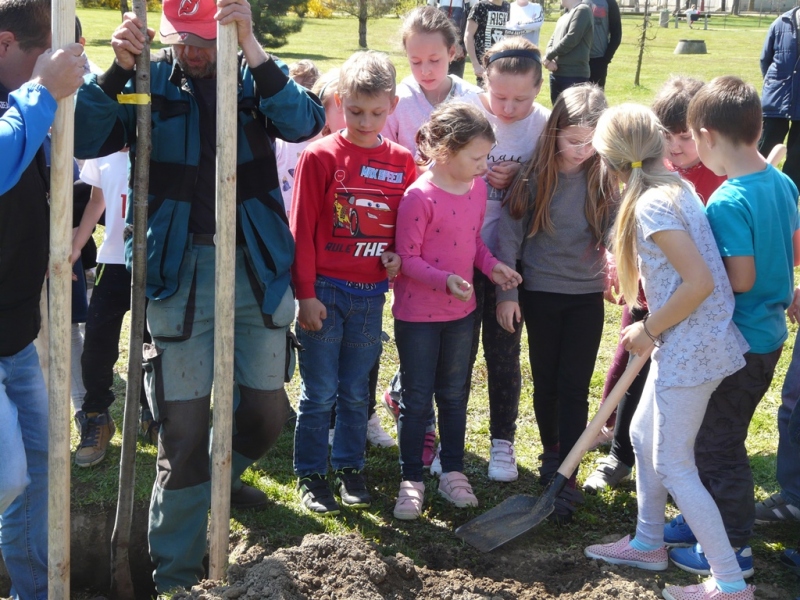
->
[307,0,333,18]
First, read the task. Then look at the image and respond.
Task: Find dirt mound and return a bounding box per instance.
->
[174,533,664,599]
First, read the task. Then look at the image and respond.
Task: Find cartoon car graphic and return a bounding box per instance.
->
[332,188,395,238]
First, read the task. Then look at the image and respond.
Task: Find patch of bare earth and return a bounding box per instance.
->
[174,533,667,599]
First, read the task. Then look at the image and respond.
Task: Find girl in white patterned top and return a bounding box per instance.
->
[583,104,753,600]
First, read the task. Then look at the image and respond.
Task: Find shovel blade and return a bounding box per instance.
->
[454,493,553,552]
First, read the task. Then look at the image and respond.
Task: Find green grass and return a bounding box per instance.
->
[71,8,800,597]
[79,9,771,108]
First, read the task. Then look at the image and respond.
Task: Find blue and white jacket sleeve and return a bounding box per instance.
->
[0,82,56,195]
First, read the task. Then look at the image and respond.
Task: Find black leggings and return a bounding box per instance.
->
[520,290,604,473]
[467,270,523,442]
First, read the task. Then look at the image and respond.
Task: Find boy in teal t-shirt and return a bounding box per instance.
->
[664,76,800,583]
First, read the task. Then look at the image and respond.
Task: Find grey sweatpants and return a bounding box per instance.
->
[630,363,743,584]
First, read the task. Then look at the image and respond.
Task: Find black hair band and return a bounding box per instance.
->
[487,49,542,64]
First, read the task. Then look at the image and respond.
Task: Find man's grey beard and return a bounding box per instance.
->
[176,55,217,79]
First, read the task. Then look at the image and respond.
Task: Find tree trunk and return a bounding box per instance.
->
[748,0,755,12]
[358,0,368,48]
[120,0,129,18]
[731,0,740,14]
[634,0,648,86]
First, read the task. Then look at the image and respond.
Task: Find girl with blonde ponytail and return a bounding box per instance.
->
[584,104,753,600]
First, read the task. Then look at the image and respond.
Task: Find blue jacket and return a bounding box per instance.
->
[74,50,325,314]
[761,7,800,120]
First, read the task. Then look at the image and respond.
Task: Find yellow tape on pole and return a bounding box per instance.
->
[116,93,151,105]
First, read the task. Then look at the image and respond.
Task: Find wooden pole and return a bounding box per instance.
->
[49,0,76,596]
[208,19,238,582]
[109,2,150,597]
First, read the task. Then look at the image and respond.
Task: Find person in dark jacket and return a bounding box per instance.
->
[0,0,86,598]
[74,0,325,592]
[760,6,800,191]
[585,0,621,89]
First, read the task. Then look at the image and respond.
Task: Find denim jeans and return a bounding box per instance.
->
[395,314,474,482]
[549,74,591,106]
[778,329,800,506]
[293,279,385,477]
[0,342,48,600]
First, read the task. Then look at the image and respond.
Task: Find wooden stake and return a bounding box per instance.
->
[208,19,238,582]
[49,0,76,596]
[110,2,150,597]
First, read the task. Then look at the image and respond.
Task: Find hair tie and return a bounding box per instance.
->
[487,49,542,64]
[631,161,642,169]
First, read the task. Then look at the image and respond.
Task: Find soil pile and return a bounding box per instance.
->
[173,532,666,599]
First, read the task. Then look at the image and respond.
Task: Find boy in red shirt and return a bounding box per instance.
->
[290,51,417,514]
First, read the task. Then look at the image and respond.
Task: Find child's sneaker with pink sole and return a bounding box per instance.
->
[584,534,669,571]
[662,579,755,600]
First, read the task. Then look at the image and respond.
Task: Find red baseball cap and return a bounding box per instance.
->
[160,0,217,47]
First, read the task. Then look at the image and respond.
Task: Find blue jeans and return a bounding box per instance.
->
[144,242,291,593]
[549,74,591,105]
[293,279,384,476]
[395,315,474,482]
[0,343,48,600]
[779,329,800,506]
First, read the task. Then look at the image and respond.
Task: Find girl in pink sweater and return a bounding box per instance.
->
[392,102,521,520]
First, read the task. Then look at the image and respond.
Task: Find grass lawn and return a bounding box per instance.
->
[71,7,800,597]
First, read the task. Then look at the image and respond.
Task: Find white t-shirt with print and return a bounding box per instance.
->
[276,136,319,216]
[636,184,747,387]
[382,75,482,159]
[462,90,550,254]
[506,1,544,47]
[79,151,129,265]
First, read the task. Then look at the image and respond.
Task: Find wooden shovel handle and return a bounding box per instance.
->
[556,348,653,479]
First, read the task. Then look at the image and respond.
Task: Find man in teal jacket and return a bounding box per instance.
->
[74,0,324,592]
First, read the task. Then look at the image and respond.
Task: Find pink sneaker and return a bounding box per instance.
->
[584,535,668,571]
[438,471,478,507]
[662,579,755,600]
[382,388,400,422]
[422,430,436,467]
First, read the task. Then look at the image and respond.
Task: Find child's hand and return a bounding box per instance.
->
[381,251,402,279]
[447,274,473,302]
[486,161,522,191]
[788,287,800,324]
[496,301,521,333]
[297,298,327,331]
[620,321,653,357]
[604,252,621,304]
[491,263,523,291]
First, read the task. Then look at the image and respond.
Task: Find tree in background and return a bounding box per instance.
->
[251,0,307,47]
[328,0,396,48]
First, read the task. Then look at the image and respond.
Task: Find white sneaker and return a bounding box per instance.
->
[488,439,518,482]
[430,444,442,477]
[366,413,396,448]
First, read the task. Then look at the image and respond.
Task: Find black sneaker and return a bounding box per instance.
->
[231,482,268,511]
[333,468,371,508]
[298,474,340,515]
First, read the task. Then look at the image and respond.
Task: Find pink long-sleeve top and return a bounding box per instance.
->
[392,174,500,322]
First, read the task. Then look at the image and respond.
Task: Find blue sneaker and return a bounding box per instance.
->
[664,514,697,547]
[669,543,754,578]
[780,547,800,576]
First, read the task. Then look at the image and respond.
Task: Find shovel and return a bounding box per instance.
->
[455,349,652,552]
